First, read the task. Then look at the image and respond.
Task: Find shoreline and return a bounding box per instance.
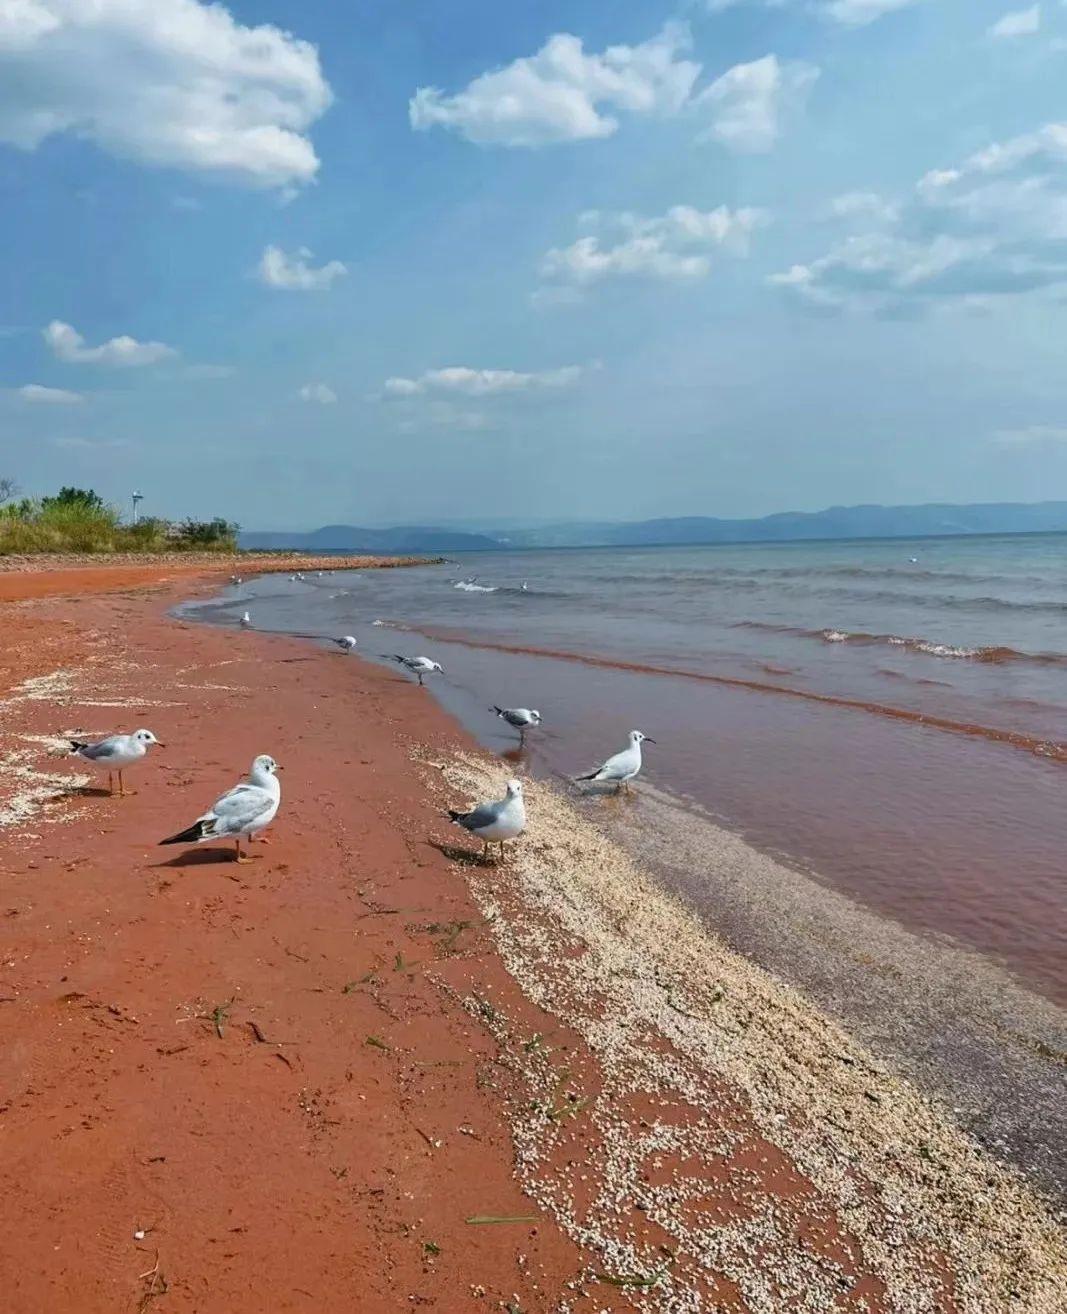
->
[0,552,436,603]
[0,566,1064,1311]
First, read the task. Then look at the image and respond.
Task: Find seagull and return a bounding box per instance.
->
[448,778,526,862]
[230,573,242,586]
[520,581,529,592]
[491,706,542,742]
[240,611,252,628]
[333,635,358,652]
[160,754,281,864]
[390,654,443,686]
[576,730,655,793]
[69,728,163,796]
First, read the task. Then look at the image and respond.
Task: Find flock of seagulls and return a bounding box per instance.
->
[69,570,655,868]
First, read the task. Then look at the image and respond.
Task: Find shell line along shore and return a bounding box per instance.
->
[0,555,1064,1313]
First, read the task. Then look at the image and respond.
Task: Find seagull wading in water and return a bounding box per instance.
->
[390,654,443,686]
[240,611,252,629]
[160,754,281,863]
[577,730,655,793]
[334,635,357,652]
[69,728,163,796]
[491,706,542,743]
[448,778,526,862]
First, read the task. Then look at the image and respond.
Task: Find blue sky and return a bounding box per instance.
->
[1,0,1065,529]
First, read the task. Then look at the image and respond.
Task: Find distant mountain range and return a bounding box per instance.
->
[239,524,500,553]
[240,502,1067,554]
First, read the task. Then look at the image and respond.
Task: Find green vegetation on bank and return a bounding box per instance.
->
[0,481,238,555]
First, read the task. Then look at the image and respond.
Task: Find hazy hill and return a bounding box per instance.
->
[242,503,1067,553]
[498,502,1067,548]
[239,524,500,553]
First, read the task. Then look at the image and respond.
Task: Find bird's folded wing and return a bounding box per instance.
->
[209,786,274,832]
[595,752,629,779]
[80,735,124,759]
[458,801,500,830]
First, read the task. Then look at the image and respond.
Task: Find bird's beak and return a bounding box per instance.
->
[644,737,657,744]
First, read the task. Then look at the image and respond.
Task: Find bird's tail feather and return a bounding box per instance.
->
[447,809,466,824]
[159,819,211,846]
[69,740,89,753]
[491,706,504,716]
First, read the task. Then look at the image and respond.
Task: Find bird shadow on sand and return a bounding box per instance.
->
[426,838,499,868]
[72,786,113,799]
[150,848,253,869]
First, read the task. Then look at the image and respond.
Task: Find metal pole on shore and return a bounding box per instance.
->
[132,490,143,524]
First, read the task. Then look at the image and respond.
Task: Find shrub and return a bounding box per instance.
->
[0,481,238,555]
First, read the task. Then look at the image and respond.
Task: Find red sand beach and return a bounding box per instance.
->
[0,561,1063,1313]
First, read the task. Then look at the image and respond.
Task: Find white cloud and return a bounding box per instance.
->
[298,381,337,404]
[993,424,1067,445]
[385,365,585,397]
[707,0,921,25]
[409,23,699,146]
[44,320,177,366]
[257,245,347,291]
[0,0,330,190]
[771,122,1067,313]
[16,382,84,403]
[540,205,769,288]
[987,6,1041,38]
[694,55,818,153]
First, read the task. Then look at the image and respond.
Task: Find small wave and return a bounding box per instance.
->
[734,621,1067,667]
[410,627,1067,762]
[453,581,497,593]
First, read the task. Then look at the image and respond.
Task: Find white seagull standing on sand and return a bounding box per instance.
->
[390,654,443,686]
[492,706,542,743]
[449,778,526,862]
[333,635,358,652]
[577,730,655,792]
[240,611,253,628]
[69,728,163,796]
[160,754,281,863]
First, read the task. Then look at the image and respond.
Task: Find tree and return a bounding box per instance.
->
[0,477,16,506]
[41,486,106,512]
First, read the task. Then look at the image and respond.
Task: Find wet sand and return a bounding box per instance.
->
[0,564,1064,1312]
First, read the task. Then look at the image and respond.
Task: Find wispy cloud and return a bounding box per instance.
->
[51,436,130,451]
[770,121,1067,314]
[298,382,337,404]
[257,245,348,291]
[694,55,818,154]
[539,205,769,293]
[16,383,84,404]
[993,424,1067,444]
[44,320,177,367]
[384,365,586,397]
[987,6,1041,39]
